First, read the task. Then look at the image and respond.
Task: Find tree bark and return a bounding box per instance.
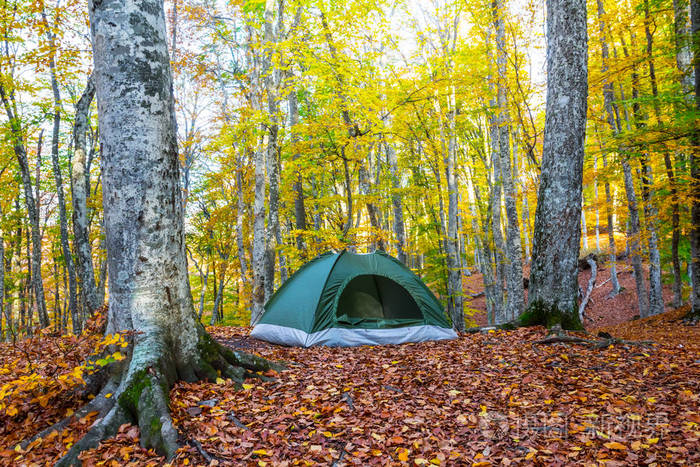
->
[525,0,587,330]
[48,3,280,463]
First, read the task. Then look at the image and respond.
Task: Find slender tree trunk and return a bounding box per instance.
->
[526,0,587,329]
[639,157,664,316]
[387,142,407,264]
[359,161,385,251]
[629,33,664,316]
[210,262,226,326]
[263,131,280,301]
[43,15,80,332]
[444,96,464,331]
[0,91,49,329]
[593,157,601,253]
[197,265,209,320]
[622,161,650,316]
[488,113,507,321]
[251,139,267,325]
[471,178,498,325]
[72,77,100,315]
[643,0,682,307]
[341,147,354,240]
[245,19,266,325]
[595,0,628,298]
[0,210,4,341]
[581,195,589,250]
[494,0,524,321]
[689,0,700,316]
[262,0,282,303]
[602,153,621,296]
[288,88,307,254]
[614,34,651,318]
[521,185,531,262]
[235,166,249,286]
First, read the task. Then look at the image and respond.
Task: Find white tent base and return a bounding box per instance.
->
[250,323,458,347]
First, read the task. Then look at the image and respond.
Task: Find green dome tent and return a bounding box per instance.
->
[250,250,458,347]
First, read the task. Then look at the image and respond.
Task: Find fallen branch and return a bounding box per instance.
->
[532,334,655,349]
[382,384,404,394]
[578,255,597,323]
[189,438,220,463]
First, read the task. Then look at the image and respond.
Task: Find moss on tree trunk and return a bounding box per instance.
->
[519,299,583,330]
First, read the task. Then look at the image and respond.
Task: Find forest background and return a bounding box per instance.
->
[0,0,697,338]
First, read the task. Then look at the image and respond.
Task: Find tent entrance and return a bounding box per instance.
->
[335,274,423,328]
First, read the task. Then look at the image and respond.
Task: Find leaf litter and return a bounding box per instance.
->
[0,307,697,466]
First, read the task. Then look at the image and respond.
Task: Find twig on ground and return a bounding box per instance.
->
[342,391,354,410]
[226,412,249,430]
[189,439,219,463]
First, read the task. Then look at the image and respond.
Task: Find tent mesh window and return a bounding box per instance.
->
[336,274,423,323]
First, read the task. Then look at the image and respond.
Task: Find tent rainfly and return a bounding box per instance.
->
[250,250,458,347]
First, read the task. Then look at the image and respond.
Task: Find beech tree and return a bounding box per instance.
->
[524,0,588,329]
[39,1,279,464]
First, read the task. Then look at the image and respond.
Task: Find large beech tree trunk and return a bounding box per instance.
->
[525,0,587,330]
[46,3,279,464]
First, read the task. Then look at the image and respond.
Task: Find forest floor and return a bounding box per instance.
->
[0,264,698,466]
[465,258,677,329]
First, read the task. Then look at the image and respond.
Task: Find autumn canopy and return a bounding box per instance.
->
[251,250,458,346]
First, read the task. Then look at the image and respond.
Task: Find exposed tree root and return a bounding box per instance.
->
[19,333,282,466]
[532,333,654,349]
[20,380,119,451]
[681,307,700,325]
